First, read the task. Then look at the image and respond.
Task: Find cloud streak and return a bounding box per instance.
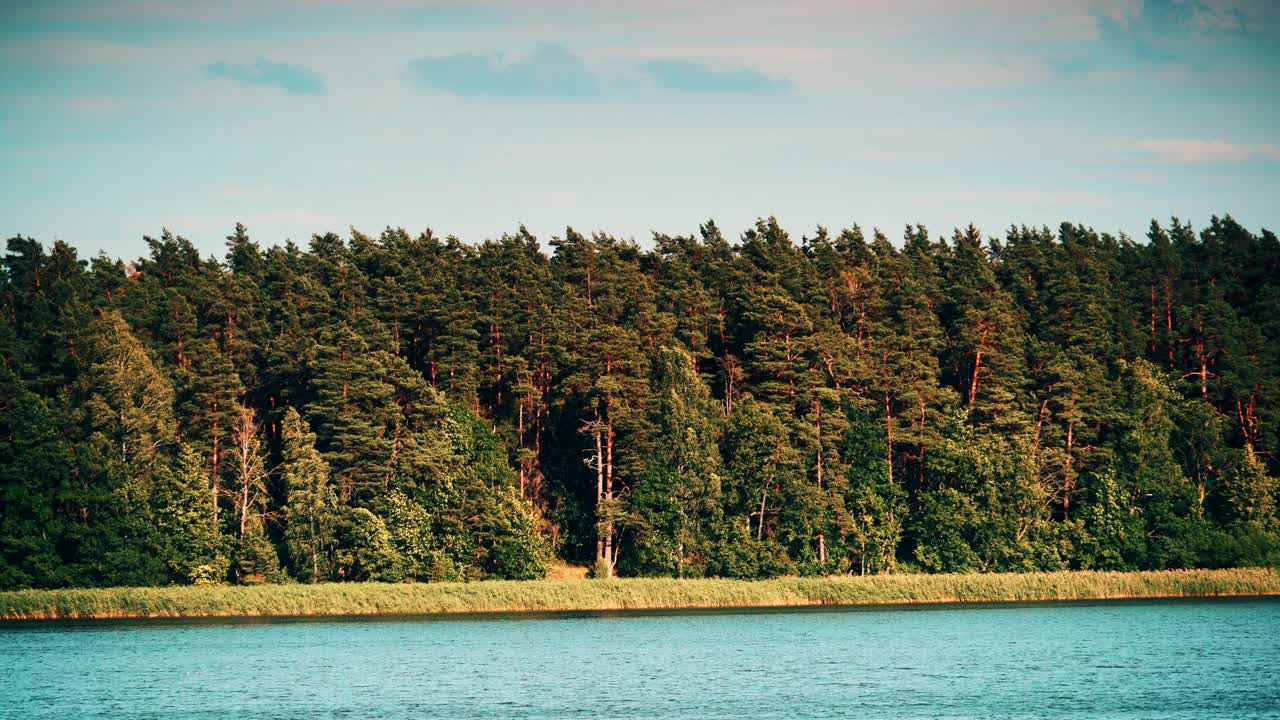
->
[206,58,325,95]
[640,59,792,93]
[1138,138,1280,164]
[5,2,502,44]
[405,44,599,98]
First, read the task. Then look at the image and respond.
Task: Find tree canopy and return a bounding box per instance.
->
[2,215,1278,588]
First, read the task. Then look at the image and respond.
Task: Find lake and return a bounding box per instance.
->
[2,599,1277,719]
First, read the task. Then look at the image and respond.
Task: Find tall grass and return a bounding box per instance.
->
[2,568,1276,620]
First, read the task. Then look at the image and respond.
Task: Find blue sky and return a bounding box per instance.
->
[2,0,1278,259]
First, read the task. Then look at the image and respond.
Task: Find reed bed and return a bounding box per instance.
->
[2,568,1276,620]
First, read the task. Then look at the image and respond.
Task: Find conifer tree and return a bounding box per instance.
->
[942,225,1028,431]
[3,213,1279,588]
[0,389,73,589]
[625,346,724,577]
[175,338,244,526]
[281,407,337,583]
[154,445,228,584]
[68,310,176,585]
[1219,446,1277,529]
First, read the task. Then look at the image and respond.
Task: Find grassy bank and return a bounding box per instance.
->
[2,568,1276,620]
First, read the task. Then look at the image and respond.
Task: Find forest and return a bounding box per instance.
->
[1,215,1277,590]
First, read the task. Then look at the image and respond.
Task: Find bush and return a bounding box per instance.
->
[588,556,613,579]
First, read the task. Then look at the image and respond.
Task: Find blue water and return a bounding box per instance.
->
[2,599,1277,719]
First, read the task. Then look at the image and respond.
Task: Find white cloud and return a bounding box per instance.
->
[221,185,275,198]
[65,96,131,113]
[1178,0,1277,33]
[0,37,155,65]
[1091,0,1144,27]
[1137,138,1279,164]
[927,187,1114,209]
[245,209,343,228]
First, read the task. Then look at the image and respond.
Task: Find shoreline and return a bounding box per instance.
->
[2,568,1276,622]
[3,593,1276,626]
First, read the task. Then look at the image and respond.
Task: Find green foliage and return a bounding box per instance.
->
[836,396,904,576]
[483,494,551,581]
[1219,447,1277,528]
[623,346,724,577]
[588,556,612,579]
[913,487,982,573]
[233,523,283,584]
[334,508,403,582]
[0,389,72,588]
[153,445,229,584]
[1075,470,1144,571]
[2,214,1278,589]
[280,408,337,583]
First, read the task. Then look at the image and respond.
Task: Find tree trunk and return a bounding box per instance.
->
[1063,420,1075,519]
[968,349,983,408]
[310,510,320,584]
[594,422,604,567]
[517,394,526,496]
[757,488,767,540]
[211,452,220,531]
[604,414,615,577]
[815,402,823,490]
[816,403,826,566]
[239,477,249,543]
[884,392,894,487]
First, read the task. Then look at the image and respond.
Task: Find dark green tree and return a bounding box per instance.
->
[280,407,337,583]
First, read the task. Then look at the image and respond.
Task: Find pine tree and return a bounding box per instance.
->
[306,326,405,501]
[280,407,337,582]
[68,309,176,586]
[2,213,1278,587]
[624,346,724,577]
[154,445,229,584]
[174,338,244,528]
[718,397,804,577]
[0,388,73,589]
[1219,446,1277,529]
[942,224,1029,431]
[879,225,953,497]
[838,407,905,575]
[1110,360,1201,568]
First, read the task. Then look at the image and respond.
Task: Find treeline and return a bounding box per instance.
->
[1,216,1277,589]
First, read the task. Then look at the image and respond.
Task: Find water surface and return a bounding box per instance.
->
[3,598,1277,719]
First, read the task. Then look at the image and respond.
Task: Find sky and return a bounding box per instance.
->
[2,0,1278,260]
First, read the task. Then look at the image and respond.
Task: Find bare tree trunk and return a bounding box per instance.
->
[604,414,615,578]
[594,422,604,566]
[517,394,526,497]
[816,402,826,565]
[884,392,894,487]
[757,488,767,540]
[211,456,220,531]
[229,406,268,582]
[1033,399,1049,451]
[207,398,223,530]
[1063,420,1075,519]
[968,350,983,407]
[240,474,249,542]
